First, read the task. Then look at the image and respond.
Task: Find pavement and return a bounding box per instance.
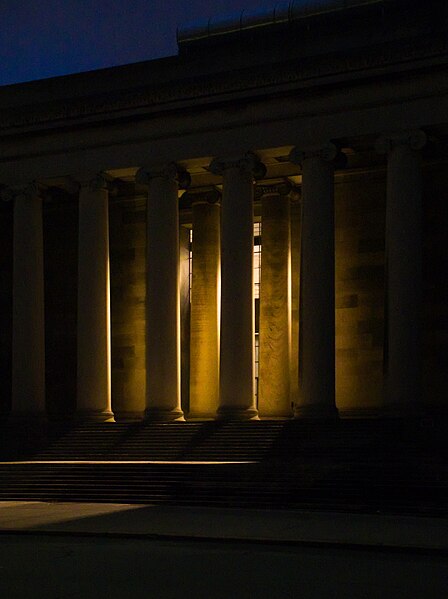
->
[1,502,447,598]
[0,500,447,551]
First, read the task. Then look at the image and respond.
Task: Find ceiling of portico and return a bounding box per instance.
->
[103,141,387,194]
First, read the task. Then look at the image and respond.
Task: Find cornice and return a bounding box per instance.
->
[0,34,448,132]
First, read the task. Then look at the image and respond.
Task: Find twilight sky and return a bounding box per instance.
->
[0,0,278,87]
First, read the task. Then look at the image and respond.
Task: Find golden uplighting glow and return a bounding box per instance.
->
[2,460,256,465]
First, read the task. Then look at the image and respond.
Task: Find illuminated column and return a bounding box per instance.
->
[76,174,114,421]
[376,130,426,413]
[179,225,191,415]
[210,153,265,420]
[258,181,292,417]
[136,164,189,421]
[290,191,301,412]
[189,189,221,418]
[10,183,46,419]
[289,143,339,418]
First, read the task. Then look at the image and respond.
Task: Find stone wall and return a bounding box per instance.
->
[334,170,386,414]
[109,197,146,420]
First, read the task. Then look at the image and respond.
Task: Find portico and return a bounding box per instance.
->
[0,0,446,423]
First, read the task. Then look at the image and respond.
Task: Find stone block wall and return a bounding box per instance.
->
[109,198,146,420]
[334,170,386,414]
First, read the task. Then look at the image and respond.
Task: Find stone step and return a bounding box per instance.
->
[0,418,446,515]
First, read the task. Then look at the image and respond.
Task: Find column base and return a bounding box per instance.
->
[75,410,115,423]
[144,407,185,422]
[293,404,339,419]
[113,411,145,422]
[216,406,259,421]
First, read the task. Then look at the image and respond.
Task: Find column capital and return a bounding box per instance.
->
[76,173,117,194]
[289,142,339,165]
[375,130,427,154]
[2,181,46,201]
[135,163,191,189]
[255,179,292,200]
[0,185,14,203]
[182,187,221,207]
[209,152,266,180]
[290,186,302,204]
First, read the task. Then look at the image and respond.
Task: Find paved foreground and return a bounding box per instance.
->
[0,502,446,598]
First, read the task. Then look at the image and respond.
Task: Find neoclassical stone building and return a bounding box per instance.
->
[0,0,447,425]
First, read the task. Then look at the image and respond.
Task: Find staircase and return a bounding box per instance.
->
[0,419,446,515]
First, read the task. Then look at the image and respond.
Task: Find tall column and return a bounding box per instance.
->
[290,191,302,412]
[179,225,191,416]
[76,174,114,421]
[11,183,46,419]
[189,189,221,418]
[376,130,426,413]
[209,153,265,420]
[289,143,339,418]
[257,182,292,417]
[136,164,189,421]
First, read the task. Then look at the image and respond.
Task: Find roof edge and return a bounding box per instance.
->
[177,0,395,45]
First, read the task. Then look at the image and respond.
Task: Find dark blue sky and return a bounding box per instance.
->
[0,0,277,86]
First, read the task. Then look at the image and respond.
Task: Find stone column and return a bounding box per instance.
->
[76,174,114,421]
[179,225,191,415]
[257,181,292,417]
[210,153,265,420]
[377,130,426,413]
[10,183,46,419]
[189,189,221,418]
[289,143,339,418]
[290,191,302,412]
[136,164,190,421]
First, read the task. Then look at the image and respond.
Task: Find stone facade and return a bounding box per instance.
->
[0,0,447,421]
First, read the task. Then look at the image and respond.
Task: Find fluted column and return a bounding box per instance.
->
[188,189,221,418]
[136,164,190,422]
[10,183,46,419]
[257,181,292,417]
[210,153,265,420]
[376,130,426,413]
[76,174,113,421]
[289,143,339,418]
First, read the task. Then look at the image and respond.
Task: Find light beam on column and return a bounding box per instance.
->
[257,181,292,417]
[186,188,221,419]
[76,174,114,422]
[209,152,265,420]
[136,164,190,422]
[289,189,302,415]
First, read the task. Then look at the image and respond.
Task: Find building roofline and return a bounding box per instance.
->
[177,0,396,45]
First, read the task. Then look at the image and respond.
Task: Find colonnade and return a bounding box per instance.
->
[3,131,426,421]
